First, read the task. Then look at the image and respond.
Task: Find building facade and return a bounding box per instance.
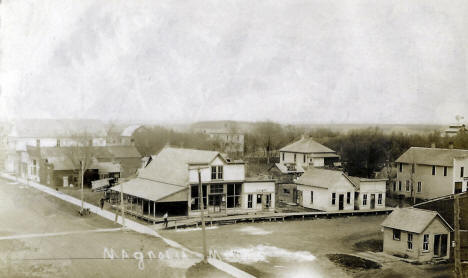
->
[393,147,468,200]
[381,208,452,262]
[110,147,275,218]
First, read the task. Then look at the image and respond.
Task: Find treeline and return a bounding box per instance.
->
[318,128,468,177]
[133,123,468,178]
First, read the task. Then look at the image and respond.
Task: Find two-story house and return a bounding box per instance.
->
[393,147,468,200]
[109,147,275,218]
[278,136,340,169]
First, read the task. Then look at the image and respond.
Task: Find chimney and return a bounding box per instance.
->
[431,142,436,148]
[449,142,454,149]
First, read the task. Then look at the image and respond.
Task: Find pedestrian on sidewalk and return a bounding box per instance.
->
[100,198,105,209]
[163,212,168,229]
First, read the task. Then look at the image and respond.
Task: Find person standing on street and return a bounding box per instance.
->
[163,212,168,229]
[100,198,105,209]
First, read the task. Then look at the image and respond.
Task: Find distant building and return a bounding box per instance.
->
[381,207,452,262]
[444,123,466,137]
[393,147,468,200]
[278,136,340,169]
[199,129,245,157]
[294,168,386,212]
[25,145,141,188]
[106,124,142,146]
[110,147,275,218]
[4,119,108,175]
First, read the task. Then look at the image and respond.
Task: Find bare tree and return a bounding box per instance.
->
[63,132,97,214]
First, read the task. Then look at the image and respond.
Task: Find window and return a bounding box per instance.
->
[227,184,241,208]
[331,193,336,205]
[432,165,436,176]
[406,180,410,192]
[247,194,253,208]
[303,155,306,163]
[423,234,429,251]
[88,139,93,146]
[265,194,271,208]
[393,182,396,191]
[363,194,367,206]
[393,229,401,240]
[417,182,422,193]
[310,191,314,204]
[190,185,207,211]
[210,184,223,194]
[399,163,402,172]
[36,139,40,147]
[378,193,382,205]
[411,164,415,173]
[294,154,296,162]
[56,139,61,147]
[346,192,351,204]
[407,233,413,250]
[398,181,402,191]
[461,167,465,178]
[211,166,223,180]
[283,188,290,194]
[444,166,447,176]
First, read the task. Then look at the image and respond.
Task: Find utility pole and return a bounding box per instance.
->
[198,168,208,263]
[120,180,125,227]
[454,194,462,277]
[80,160,84,213]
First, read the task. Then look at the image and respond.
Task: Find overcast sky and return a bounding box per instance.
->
[1,0,466,124]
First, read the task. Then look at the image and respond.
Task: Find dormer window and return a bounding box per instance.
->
[211,166,223,180]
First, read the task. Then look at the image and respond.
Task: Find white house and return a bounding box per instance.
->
[110,147,275,218]
[349,177,387,210]
[295,168,355,211]
[381,208,452,262]
[295,168,386,212]
[278,136,340,169]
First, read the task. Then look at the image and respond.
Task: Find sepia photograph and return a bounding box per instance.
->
[0,0,467,277]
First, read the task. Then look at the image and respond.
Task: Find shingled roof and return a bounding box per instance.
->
[395,147,468,167]
[295,168,354,189]
[138,147,225,186]
[280,137,337,154]
[381,207,453,234]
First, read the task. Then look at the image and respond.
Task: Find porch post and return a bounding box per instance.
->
[147,200,150,216]
[153,201,156,218]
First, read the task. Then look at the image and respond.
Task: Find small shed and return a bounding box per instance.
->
[381,207,453,262]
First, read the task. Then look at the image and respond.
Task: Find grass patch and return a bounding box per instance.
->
[353,239,383,252]
[327,254,382,270]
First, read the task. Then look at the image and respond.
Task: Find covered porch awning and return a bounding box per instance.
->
[110,178,188,202]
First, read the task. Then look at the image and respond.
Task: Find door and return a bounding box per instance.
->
[440,234,448,257]
[63,176,69,187]
[370,194,376,209]
[208,194,223,214]
[256,194,263,210]
[434,235,441,257]
[455,182,462,194]
[297,190,303,206]
[338,194,344,210]
[434,234,448,257]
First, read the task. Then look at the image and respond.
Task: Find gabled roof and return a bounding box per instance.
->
[295,168,354,190]
[280,137,336,154]
[381,207,453,234]
[138,147,224,186]
[395,147,468,167]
